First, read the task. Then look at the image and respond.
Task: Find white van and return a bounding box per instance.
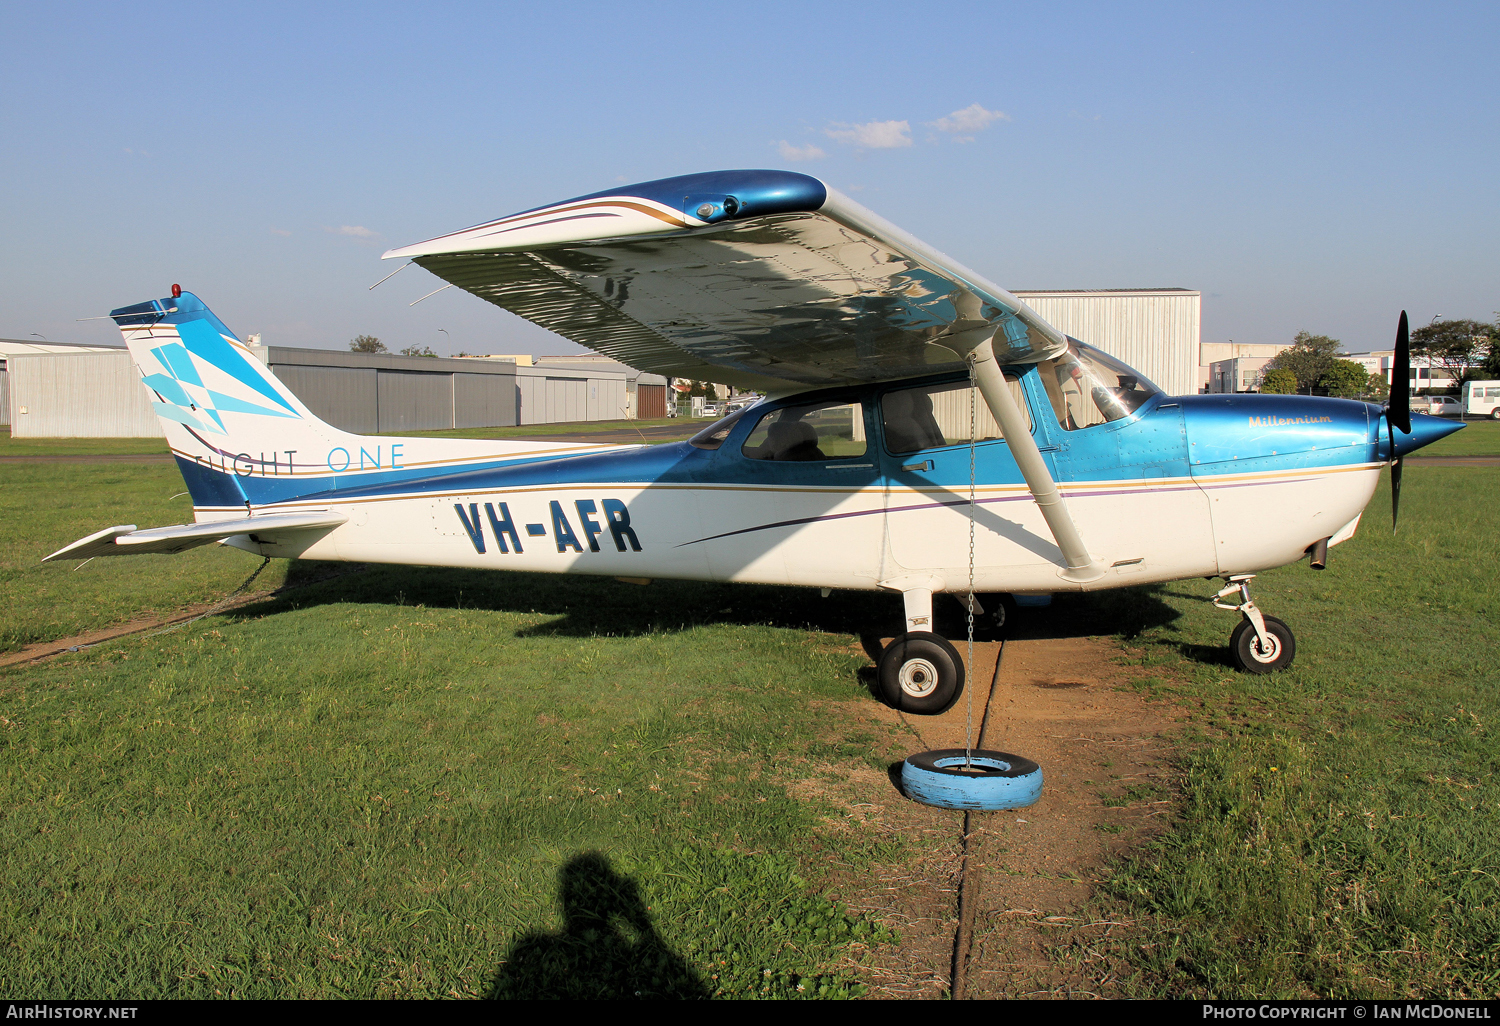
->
[1463,380,1500,419]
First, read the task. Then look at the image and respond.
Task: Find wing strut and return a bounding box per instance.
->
[959,331,1107,583]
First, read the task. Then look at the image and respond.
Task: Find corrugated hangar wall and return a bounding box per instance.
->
[262,347,517,434]
[271,364,378,433]
[515,364,631,426]
[1013,290,1201,398]
[4,347,522,438]
[7,352,160,437]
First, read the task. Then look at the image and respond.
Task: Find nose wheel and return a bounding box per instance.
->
[1214,575,1297,674]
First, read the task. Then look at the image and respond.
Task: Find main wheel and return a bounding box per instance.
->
[1230,615,1296,674]
[877,631,964,714]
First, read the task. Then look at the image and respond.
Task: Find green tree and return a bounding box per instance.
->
[1365,371,1389,401]
[399,344,437,358]
[349,334,387,354]
[1477,315,1500,380]
[1319,359,1372,399]
[1260,367,1298,394]
[1411,318,1489,388]
[1264,331,1341,393]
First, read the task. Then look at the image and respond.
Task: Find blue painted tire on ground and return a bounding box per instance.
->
[900,749,1043,811]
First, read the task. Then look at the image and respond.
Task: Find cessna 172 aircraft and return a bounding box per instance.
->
[46,170,1461,715]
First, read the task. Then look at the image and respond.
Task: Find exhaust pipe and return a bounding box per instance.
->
[1307,537,1329,570]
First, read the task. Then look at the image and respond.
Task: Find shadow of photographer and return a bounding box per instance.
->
[488,852,708,1000]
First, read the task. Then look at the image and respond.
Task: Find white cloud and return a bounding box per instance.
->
[270,228,292,237]
[776,140,826,161]
[929,103,1009,136]
[327,225,380,239]
[823,120,912,149]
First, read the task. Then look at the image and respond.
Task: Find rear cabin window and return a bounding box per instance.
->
[880,377,1028,454]
[741,401,866,461]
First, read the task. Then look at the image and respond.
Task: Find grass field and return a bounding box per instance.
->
[0,433,170,456]
[1096,464,1500,997]
[0,562,915,998]
[0,461,292,653]
[1421,419,1500,456]
[3,425,1497,999]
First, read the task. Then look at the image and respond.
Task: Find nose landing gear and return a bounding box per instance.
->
[1214,574,1296,673]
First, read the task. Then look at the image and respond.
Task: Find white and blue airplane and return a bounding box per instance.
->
[46,170,1460,714]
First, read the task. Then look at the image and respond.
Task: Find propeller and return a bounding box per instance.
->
[1387,311,1410,531]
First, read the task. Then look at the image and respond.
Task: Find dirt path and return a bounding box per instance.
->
[825,634,1178,999]
[0,592,282,667]
[0,566,368,668]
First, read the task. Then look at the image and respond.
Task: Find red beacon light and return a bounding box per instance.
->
[171,284,182,298]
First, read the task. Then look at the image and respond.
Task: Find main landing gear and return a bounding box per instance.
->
[878,632,965,715]
[868,584,1017,714]
[1214,574,1296,674]
[865,582,968,714]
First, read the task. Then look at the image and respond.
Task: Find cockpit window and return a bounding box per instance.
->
[1039,341,1160,430]
[687,406,752,450]
[741,401,866,461]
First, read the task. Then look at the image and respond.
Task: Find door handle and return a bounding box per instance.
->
[900,460,935,472]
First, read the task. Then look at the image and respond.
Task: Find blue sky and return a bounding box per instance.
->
[3,1,1496,360]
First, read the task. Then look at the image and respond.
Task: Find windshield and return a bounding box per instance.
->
[1038,341,1160,430]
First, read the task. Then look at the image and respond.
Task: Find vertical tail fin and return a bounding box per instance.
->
[113,290,343,508]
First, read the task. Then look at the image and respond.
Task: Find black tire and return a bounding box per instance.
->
[1230,615,1296,674]
[974,592,1016,632]
[877,631,964,714]
[1490,408,1500,421]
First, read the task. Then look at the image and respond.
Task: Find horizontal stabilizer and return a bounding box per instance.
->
[43,511,347,562]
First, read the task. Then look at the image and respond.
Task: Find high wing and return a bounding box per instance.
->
[384,170,1067,391]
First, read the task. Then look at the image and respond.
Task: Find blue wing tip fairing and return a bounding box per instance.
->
[546,168,828,226]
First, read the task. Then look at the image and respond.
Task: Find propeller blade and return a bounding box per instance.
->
[1391,456,1403,532]
[1389,310,1410,435]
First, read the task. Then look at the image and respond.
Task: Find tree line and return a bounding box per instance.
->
[1259,316,1500,397]
[349,334,438,358]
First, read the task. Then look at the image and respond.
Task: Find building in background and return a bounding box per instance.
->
[6,339,669,437]
[258,346,518,433]
[1013,289,1201,397]
[459,352,669,423]
[0,339,126,429]
[1199,341,1292,393]
[1342,349,1467,392]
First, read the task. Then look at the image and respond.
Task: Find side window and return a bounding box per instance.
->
[741,401,866,462]
[880,378,1027,454]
